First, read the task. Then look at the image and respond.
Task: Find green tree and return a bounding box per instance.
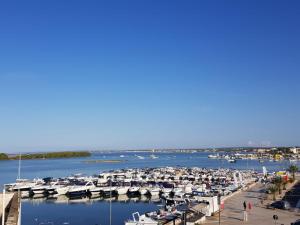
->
[282,180,288,190]
[274,176,283,195]
[0,153,9,160]
[268,185,278,201]
[288,165,299,181]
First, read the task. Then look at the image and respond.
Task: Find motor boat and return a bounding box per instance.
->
[67,182,93,196]
[139,187,149,195]
[128,187,140,195]
[149,154,158,159]
[102,186,117,196]
[125,212,158,225]
[149,187,160,196]
[89,186,103,195]
[31,185,47,195]
[162,188,173,194]
[55,186,70,195]
[117,186,130,195]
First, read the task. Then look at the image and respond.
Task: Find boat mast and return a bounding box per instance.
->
[18,153,21,179]
[17,153,22,225]
[109,178,112,225]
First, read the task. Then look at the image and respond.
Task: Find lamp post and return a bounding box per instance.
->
[218,193,221,225]
[2,185,6,225]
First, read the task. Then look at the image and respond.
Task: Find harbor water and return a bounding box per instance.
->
[0,152,299,225]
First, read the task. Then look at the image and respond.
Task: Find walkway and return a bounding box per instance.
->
[205,183,300,225]
[0,193,14,218]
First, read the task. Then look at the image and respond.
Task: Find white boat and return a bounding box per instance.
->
[102,186,117,195]
[89,186,102,195]
[162,188,173,194]
[184,184,193,194]
[139,188,149,195]
[149,154,158,159]
[128,187,140,195]
[149,187,160,196]
[67,182,93,196]
[125,212,158,225]
[118,194,129,202]
[31,185,47,195]
[21,191,30,198]
[227,159,236,163]
[67,185,88,196]
[208,154,219,159]
[46,184,66,195]
[13,184,34,193]
[173,187,185,198]
[136,155,145,160]
[55,186,69,195]
[117,186,130,195]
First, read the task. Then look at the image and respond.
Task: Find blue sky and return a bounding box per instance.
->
[0,0,300,152]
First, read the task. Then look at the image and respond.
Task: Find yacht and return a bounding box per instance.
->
[89,186,103,195]
[139,187,149,195]
[149,187,160,196]
[67,182,93,196]
[102,186,117,196]
[128,187,140,195]
[55,186,70,195]
[117,186,130,195]
[31,185,47,195]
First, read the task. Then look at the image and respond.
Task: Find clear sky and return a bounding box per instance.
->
[0,0,300,152]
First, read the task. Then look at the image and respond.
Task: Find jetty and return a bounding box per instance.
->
[0,192,20,225]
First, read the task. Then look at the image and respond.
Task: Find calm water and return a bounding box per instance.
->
[0,152,299,225]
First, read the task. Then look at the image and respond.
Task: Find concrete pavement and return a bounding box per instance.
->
[204,182,300,225]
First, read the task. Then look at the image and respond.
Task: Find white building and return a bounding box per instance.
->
[290,147,300,154]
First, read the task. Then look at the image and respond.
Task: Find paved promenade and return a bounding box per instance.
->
[205,182,300,225]
[0,193,14,218]
[0,193,14,223]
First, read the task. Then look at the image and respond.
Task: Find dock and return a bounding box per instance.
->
[0,193,20,225]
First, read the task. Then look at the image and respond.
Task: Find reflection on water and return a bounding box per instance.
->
[22,194,162,225]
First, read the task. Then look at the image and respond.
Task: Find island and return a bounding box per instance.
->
[0,151,91,160]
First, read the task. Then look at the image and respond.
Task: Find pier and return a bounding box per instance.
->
[0,193,20,225]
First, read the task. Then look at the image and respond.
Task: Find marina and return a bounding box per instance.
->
[1,152,299,225]
[1,164,270,225]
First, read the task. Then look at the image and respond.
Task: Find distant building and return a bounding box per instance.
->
[290,147,300,154]
[257,148,267,153]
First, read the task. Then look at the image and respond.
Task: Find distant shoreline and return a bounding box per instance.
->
[82,159,126,164]
[0,151,91,160]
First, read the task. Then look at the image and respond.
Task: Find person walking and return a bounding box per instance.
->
[243,201,247,210]
[243,201,248,221]
[248,202,252,213]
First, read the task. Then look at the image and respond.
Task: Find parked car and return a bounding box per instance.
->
[270,200,291,210]
[291,219,300,225]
